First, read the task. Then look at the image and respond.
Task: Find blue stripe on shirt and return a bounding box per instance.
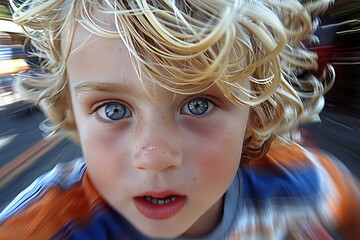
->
[241,165,320,202]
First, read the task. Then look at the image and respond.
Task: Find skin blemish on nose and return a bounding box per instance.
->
[143,146,155,154]
[193,177,197,181]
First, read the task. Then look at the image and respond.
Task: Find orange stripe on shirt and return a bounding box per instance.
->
[312,149,360,235]
[0,171,104,239]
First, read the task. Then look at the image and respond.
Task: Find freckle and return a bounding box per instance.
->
[193,178,197,181]
[142,147,146,150]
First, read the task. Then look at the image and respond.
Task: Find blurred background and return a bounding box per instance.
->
[0,0,82,211]
[0,0,359,212]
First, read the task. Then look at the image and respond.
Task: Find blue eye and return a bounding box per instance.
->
[182,98,214,116]
[97,102,132,121]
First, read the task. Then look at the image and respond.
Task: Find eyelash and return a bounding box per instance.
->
[94,101,132,122]
[93,97,216,122]
[180,97,215,116]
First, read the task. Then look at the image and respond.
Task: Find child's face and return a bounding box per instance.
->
[67,26,249,238]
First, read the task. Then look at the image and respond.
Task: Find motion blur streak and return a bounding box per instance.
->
[0,136,64,188]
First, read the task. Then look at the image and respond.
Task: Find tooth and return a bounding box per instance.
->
[158,199,165,205]
[151,198,158,204]
[143,195,179,205]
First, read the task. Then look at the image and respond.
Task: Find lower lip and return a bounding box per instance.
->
[134,196,187,220]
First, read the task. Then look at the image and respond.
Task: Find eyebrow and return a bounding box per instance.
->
[74,82,129,95]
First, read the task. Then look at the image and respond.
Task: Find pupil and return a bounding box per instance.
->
[105,104,126,120]
[188,99,208,115]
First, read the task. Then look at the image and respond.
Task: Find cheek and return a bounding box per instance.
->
[73,106,126,157]
[186,126,244,186]
[77,123,134,202]
[75,117,131,176]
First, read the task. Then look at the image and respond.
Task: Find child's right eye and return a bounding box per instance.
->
[96,102,132,122]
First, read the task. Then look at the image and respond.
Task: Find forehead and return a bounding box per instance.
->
[67,24,202,95]
[67,25,182,101]
[66,23,249,103]
[67,24,133,81]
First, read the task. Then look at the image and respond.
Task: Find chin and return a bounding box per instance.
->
[142,230,183,239]
[137,224,186,239]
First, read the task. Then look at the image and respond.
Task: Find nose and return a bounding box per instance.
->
[133,116,182,172]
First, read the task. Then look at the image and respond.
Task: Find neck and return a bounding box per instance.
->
[182,196,224,238]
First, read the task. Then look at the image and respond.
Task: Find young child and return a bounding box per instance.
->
[1,0,359,239]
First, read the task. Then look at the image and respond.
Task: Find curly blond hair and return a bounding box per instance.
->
[10,0,334,160]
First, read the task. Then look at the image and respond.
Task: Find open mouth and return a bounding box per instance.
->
[134,193,187,220]
[143,195,178,205]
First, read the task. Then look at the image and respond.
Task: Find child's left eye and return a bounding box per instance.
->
[96,102,132,121]
[181,97,214,116]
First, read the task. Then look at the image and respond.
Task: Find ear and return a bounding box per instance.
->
[243,107,260,141]
[64,84,80,143]
[241,107,274,162]
[241,109,256,162]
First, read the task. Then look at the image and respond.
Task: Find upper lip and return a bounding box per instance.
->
[135,190,184,198]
